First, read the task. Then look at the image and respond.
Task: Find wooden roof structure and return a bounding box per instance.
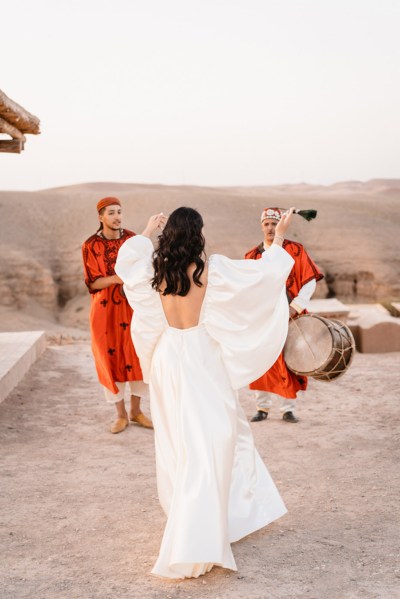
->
[0,89,40,153]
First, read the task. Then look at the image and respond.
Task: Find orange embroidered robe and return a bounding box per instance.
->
[82,229,143,394]
[245,240,323,399]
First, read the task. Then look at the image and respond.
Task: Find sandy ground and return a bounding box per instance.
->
[1,341,399,599]
[1,181,399,598]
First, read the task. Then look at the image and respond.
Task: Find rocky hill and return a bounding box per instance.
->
[1,180,399,332]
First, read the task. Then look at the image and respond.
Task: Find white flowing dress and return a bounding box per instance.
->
[115,235,295,579]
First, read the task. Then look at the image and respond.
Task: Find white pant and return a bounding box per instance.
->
[255,391,296,415]
[103,381,149,405]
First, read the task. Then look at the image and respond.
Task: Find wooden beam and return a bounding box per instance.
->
[0,89,40,135]
[0,139,24,153]
[0,116,26,141]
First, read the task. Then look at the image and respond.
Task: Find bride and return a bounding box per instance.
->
[115,206,294,579]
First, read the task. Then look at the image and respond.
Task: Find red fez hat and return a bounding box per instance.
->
[97,197,121,212]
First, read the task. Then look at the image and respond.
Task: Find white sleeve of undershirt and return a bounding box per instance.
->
[290,279,316,312]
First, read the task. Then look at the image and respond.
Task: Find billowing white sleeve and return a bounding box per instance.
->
[115,235,166,383]
[203,244,295,390]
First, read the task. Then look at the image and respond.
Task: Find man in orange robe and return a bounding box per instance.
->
[82,197,152,434]
[245,207,323,423]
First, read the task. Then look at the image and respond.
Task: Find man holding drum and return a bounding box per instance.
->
[245,207,324,423]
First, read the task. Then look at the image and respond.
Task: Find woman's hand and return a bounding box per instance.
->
[274,207,295,241]
[142,213,168,238]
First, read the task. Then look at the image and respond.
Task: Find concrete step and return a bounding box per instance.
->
[309,299,400,352]
[309,298,350,322]
[0,331,47,404]
[390,302,400,317]
[346,306,400,353]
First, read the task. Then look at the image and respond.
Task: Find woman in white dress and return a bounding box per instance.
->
[115,206,295,579]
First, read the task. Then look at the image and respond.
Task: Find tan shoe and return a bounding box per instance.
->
[130,412,153,429]
[110,417,129,434]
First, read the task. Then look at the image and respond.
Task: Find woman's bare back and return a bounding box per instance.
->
[159,263,208,329]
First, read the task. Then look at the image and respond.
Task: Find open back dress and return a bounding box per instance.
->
[115,235,294,579]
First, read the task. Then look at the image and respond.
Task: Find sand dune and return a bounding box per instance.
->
[1,179,399,333]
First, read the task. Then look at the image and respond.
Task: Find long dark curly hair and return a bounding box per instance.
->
[152,207,206,296]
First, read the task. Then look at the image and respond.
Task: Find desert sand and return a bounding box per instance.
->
[1,341,399,599]
[1,181,400,598]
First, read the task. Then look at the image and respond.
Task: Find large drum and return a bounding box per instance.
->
[283,314,355,381]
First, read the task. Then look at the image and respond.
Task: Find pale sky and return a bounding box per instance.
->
[1,0,399,190]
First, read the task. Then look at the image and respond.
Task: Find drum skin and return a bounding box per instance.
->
[283,314,355,381]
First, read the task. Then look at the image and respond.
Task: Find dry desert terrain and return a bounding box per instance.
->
[0,179,399,334]
[1,181,400,599]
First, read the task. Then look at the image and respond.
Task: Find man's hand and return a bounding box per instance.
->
[90,274,123,291]
[289,305,298,319]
